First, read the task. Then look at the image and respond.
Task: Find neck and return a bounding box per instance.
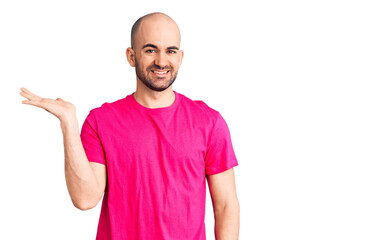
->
[134,85,175,109]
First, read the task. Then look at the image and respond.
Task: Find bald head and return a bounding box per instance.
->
[125,12,184,93]
[131,12,181,49]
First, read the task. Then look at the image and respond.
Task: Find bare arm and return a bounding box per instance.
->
[20,87,106,210]
[61,117,106,210]
[207,168,240,240]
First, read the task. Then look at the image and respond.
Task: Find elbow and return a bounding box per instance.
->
[72,199,98,211]
[75,204,95,211]
[214,199,240,215]
[69,189,103,211]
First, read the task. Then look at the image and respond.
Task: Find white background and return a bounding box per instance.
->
[1,0,390,239]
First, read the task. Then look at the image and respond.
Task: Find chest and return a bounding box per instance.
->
[99,112,208,174]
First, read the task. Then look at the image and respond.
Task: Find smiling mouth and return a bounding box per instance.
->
[151,70,169,76]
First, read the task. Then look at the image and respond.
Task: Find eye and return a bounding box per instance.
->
[146,49,155,53]
[168,50,177,54]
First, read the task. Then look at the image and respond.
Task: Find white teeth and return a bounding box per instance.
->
[153,71,168,74]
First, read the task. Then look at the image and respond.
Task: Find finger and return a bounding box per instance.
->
[20,88,42,101]
[23,100,50,112]
[20,91,42,102]
[20,91,33,101]
[20,87,34,95]
[20,87,35,94]
[20,88,33,98]
[20,87,41,99]
[21,99,41,107]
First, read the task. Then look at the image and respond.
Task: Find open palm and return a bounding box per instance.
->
[20,87,76,122]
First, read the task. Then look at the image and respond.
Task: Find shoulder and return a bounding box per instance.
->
[88,94,129,117]
[93,94,129,111]
[178,92,221,123]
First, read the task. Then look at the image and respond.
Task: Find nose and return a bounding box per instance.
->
[154,51,169,69]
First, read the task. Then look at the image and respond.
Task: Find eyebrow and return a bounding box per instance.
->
[142,43,179,50]
[167,46,179,50]
[142,43,158,49]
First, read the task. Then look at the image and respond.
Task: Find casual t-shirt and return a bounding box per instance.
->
[80,90,239,240]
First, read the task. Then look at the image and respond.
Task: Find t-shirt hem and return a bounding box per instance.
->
[206,162,239,176]
[88,159,106,165]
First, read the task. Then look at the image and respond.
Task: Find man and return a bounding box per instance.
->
[20,12,239,240]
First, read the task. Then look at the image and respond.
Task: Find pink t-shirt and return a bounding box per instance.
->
[80,90,238,240]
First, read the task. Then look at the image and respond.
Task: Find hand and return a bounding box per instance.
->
[20,87,76,123]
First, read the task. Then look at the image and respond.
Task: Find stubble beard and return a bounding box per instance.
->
[135,60,178,92]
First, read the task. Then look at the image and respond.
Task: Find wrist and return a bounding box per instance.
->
[60,115,78,129]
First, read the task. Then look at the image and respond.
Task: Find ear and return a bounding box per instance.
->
[126,47,136,67]
[178,49,184,67]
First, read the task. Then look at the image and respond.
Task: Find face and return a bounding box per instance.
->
[126,16,184,92]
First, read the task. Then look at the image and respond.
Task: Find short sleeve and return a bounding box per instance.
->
[205,113,239,175]
[80,110,106,165]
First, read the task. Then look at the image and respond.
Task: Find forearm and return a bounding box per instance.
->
[61,117,100,210]
[214,202,240,240]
